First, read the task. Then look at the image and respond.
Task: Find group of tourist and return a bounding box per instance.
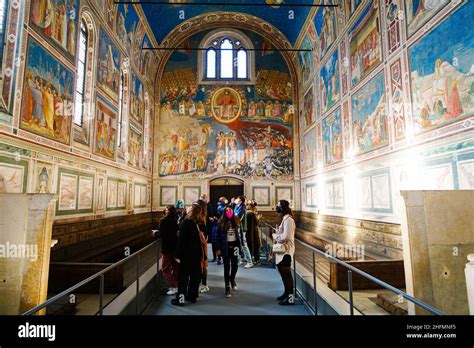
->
[154,193,296,307]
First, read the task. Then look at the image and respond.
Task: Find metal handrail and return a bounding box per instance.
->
[259,220,443,316]
[23,240,160,316]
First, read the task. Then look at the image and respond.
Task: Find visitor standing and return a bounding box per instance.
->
[172,204,203,306]
[272,200,296,306]
[215,207,242,298]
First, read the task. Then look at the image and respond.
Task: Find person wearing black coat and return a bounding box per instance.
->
[157,205,179,296]
[243,203,262,265]
[171,204,204,306]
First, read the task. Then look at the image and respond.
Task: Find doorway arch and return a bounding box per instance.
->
[209,176,244,216]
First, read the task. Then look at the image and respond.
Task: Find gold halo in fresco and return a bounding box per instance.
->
[210,87,242,124]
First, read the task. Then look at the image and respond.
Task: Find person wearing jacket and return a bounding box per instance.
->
[212,196,228,264]
[243,202,262,266]
[196,200,210,293]
[233,196,246,221]
[216,196,228,218]
[272,200,296,306]
[234,196,251,266]
[216,206,242,298]
[157,205,180,296]
[176,200,186,230]
[171,204,204,306]
[199,193,214,239]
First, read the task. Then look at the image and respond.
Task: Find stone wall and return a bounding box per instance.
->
[401,190,474,315]
[294,211,403,260]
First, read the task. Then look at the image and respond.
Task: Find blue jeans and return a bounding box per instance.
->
[240,231,253,264]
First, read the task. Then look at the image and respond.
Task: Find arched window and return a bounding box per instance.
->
[117,71,125,147]
[73,12,96,146]
[206,48,216,79]
[74,20,88,126]
[0,0,8,50]
[219,39,233,78]
[199,29,255,84]
[237,48,247,79]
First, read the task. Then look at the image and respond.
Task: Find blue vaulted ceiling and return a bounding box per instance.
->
[137,0,314,45]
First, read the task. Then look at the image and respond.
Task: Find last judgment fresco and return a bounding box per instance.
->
[158,30,295,180]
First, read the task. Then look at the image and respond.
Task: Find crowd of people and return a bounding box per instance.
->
[154,193,296,307]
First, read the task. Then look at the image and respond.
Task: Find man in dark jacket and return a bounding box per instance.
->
[216,196,228,217]
[243,203,262,265]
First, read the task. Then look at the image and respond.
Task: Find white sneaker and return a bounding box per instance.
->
[166,288,178,296]
[244,263,254,269]
[200,286,210,293]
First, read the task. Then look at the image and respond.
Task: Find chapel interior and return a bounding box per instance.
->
[0,0,473,316]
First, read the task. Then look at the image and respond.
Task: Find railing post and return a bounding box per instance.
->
[136,253,140,315]
[348,269,354,316]
[156,242,161,296]
[293,251,297,300]
[312,251,317,316]
[99,274,104,316]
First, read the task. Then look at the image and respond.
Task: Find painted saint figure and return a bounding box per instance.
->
[217,90,236,119]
